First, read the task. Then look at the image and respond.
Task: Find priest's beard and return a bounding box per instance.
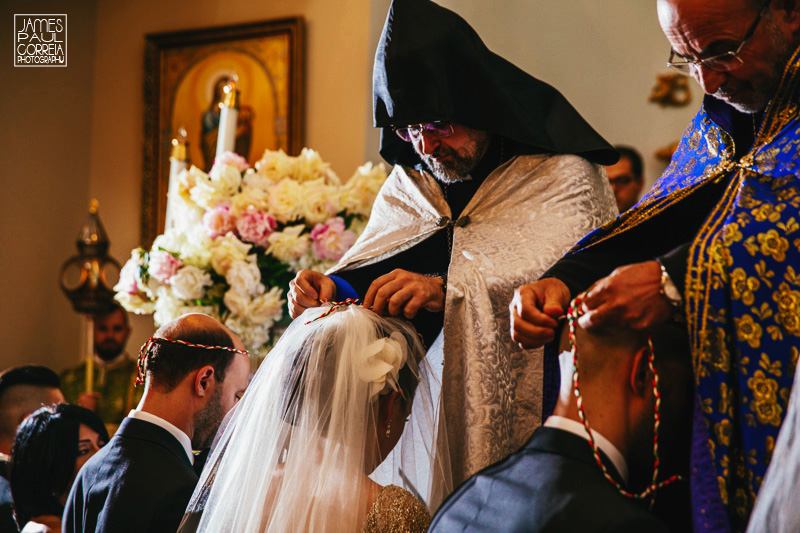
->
[715,14,793,114]
[420,130,491,184]
[193,386,224,450]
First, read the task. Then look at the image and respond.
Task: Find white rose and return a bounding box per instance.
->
[341,162,387,216]
[152,229,186,255]
[223,289,251,317]
[224,317,270,351]
[210,233,253,275]
[254,149,295,182]
[302,179,340,225]
[267,225,309,263]
[153,287,186,326]
[248,286,285,323]
[170,265,212,301]
[267,178,304,223]
[190,177,226,210]
[230,187,270,217]
[355,332,408,398]
[225,260,264,296]
[210,164,243,196]
[295,148,337,183]
[114,292,155,314]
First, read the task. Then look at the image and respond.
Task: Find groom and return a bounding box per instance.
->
[64,314,250,532]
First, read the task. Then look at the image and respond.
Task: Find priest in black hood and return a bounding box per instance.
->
[288,0,618,495]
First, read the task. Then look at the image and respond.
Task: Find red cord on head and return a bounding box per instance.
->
[567,292,682,508]
[303,298,364,324]
[135,337,249,386]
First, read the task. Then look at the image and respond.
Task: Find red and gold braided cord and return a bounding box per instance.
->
[135,336,249,386]
[567,292,683,509]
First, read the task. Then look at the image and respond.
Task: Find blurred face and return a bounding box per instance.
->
[658,0,796,113]
[606,157,643,213]
[74,423,105,475]
[192,353,249,449]
[410,122,492,183]
[93,309,131,361]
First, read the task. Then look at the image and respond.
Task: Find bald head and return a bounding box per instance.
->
[144,313,245,392]
[559,321,690,389]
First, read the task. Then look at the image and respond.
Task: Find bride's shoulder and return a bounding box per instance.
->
[362,485,431,533]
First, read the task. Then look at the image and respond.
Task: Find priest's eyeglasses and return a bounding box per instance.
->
[394,121,455,142]
[666,0,771,74]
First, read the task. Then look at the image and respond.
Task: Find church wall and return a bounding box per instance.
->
[1,0,98,371]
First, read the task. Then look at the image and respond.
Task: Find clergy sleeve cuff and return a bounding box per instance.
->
[656,242,691,295]
[328,275,360,300]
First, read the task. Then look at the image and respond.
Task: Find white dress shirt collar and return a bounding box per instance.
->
[544,415,628,484]
[128,409,193,465]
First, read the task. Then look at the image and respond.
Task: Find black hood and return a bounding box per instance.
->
[373,0,619,167]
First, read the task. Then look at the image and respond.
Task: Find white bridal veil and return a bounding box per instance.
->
[180,304,451,532]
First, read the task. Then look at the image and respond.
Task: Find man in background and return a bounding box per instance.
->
[63,313,250,532]
[605,145,645,213]
[0,365,64,533]
[60,304,142,433]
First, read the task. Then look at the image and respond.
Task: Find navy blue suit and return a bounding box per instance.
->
[430,427,670,533]
[63,417,198,532]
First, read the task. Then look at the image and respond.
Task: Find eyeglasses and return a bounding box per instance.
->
[666,0,771,74]
[394,121,455,142]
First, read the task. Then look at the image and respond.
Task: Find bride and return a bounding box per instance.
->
[180,302,451,532]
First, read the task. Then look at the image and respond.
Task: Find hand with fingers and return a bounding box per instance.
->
[577,260,674,331]
[288,270,337,319]
[363,269,446,318]
[509,277,571,349]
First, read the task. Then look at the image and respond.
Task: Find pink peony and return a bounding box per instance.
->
[236,208,277,248]
[310,217,356,261]
[116,258,144,294]
[203,206,236,239]
[149,250,183,284]
[213,151,249,172]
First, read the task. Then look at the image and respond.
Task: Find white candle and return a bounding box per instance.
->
[165,127,188,230]
[215,77,240,162]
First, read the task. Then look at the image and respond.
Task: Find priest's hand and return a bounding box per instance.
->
[577,260,673,330]
[510,278,571,349]
[364,269,445,318]
[288,270,337,319]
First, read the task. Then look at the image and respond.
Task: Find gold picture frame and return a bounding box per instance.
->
[142,18,304,246]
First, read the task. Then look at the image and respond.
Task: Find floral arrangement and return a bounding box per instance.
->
[114,149,387,357]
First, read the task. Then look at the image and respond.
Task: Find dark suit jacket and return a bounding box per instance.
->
[430,427,670,533]
[63,417,198,532]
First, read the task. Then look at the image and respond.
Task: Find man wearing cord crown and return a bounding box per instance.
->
[63,313,249,533]
[511,0,800,530]
[288,0,618,490]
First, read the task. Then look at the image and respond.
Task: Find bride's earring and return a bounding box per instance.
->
[385,420,391,437]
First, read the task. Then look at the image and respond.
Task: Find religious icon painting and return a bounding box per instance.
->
[142,18,304,245]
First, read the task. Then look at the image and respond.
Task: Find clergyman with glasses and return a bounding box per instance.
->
[288,0,618,490]
[511,0,800,530]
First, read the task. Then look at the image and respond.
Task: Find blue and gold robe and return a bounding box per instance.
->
[559,48,800,532]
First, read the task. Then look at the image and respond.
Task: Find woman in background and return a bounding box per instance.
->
[10,404,108,533]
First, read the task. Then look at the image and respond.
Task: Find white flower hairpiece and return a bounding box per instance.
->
[355,331,408,398]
